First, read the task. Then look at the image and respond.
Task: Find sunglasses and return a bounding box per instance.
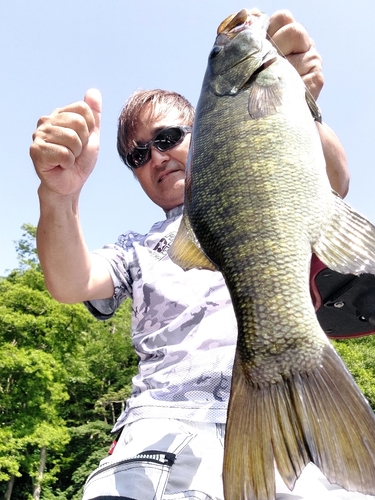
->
[125,125,192,169]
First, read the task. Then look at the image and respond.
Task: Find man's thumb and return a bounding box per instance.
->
[84,88,102,133]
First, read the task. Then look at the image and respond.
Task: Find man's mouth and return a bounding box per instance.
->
[158,169,180,183]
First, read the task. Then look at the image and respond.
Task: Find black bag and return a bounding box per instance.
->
[311,254,375,339]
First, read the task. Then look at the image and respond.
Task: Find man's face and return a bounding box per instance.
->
[131,104,191,211]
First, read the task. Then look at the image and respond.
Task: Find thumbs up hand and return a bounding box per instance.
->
[30,88,102,197]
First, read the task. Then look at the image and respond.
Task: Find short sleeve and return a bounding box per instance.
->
[84,243,135,320]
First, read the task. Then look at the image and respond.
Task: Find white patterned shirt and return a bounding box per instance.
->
[86,205,237,432]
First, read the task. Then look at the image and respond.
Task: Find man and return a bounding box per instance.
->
[30,10,370,500]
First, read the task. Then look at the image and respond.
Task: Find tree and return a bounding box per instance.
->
[0,225,136,499]
[14,223,39,269]
[333,336,375,410]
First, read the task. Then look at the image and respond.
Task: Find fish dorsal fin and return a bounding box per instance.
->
[248,64,283,119]
[169,213,218,271]
[305,88,322,123]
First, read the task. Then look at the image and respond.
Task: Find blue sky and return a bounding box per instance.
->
[1,0,374,275]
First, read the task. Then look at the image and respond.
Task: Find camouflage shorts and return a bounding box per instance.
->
[82,418,226,500]
[82,418,375,500]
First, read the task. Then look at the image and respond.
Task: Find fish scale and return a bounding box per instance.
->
[170,8,375,500]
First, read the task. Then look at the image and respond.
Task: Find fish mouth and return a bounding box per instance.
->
[217,8,263,36]
[214,7,275,71]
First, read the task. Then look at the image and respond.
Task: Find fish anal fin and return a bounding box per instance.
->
[169,213,217,271]
[248,68,283,119]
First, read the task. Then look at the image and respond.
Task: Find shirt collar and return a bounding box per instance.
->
[165,204,184,219]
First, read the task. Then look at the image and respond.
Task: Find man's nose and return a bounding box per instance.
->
[149,146,170,167]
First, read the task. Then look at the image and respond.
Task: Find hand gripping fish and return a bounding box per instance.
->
[169,7,375,500]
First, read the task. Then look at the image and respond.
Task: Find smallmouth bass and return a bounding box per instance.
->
[170,7,375,500]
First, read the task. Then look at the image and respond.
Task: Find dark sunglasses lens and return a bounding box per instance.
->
[126,127,189,168]
[154,127,183,151]
[128,147,150,169]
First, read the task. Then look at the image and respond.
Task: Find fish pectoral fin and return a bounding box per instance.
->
[305,88,322,123]
[248,69,283,119]
[313,190,375,275]
[169,213,218,271]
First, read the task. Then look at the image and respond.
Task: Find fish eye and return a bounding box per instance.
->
[209,46,223,59]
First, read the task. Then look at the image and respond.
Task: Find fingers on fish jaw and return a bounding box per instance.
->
[217,8,264,35]
[223,346,375,500]
[267,10,295,38]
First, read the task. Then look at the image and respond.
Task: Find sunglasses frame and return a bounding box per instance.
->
[125,125,192,169]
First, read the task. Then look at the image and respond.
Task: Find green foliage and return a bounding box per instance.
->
[58,421,113,499]
[0,429,23,481]
[14,223,39,269]
[0,225,136,499]
[333,336,375,410]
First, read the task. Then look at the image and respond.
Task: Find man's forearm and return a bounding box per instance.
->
[317,121,350,198]
[37,188,113,304]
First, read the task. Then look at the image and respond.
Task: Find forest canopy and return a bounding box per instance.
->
[0,224,137,500]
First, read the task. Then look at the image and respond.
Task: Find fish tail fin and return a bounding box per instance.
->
[313,191,375,274]
[223,345,375,499]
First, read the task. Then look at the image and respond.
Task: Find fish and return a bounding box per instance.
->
[169,7,375,500]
